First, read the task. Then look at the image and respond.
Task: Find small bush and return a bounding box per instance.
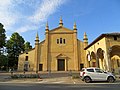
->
[11,74,19,79]
[11,74,40,79]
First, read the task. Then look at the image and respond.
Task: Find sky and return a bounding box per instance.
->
[0,0,120,47]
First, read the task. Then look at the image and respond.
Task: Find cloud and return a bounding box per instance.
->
[0,0,26,30]
[0,0,67,34]
[17,0,67,33]
[0,0,15,29]
[29,0,66,24]
[0,0,12,7]
[15,24,44,33]
[6,35,11,40]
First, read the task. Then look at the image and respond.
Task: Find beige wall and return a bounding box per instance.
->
[18,49,35,71]
[49,33,74,53]
[77,40,86,69]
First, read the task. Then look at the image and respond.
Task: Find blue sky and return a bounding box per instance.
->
[0,0,120,47]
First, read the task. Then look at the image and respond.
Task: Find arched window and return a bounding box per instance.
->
[57,38,66,44]
[63,39,66,44]
[60,38,62,44]
[57,39,59,44]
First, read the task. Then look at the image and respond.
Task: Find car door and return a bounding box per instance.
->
[94,68,108,81]
[86,68,96,80]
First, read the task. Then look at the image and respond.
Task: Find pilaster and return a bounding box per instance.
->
[45,22,50,71]
[34,32,39,72]
[73,22,79,70]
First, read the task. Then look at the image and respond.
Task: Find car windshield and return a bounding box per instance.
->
[95,68,104,73]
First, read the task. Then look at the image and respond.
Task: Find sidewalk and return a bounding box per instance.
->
[0,71,80,83]
[0,77,85,84]
[1,76,120,84]
[0,71,120,84]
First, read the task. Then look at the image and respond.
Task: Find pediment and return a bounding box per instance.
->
[56,53,68,58]
[49,27,74,34]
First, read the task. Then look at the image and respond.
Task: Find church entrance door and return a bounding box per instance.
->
[57,59,65,71]
[39,64,43,71]
[24,64,28,71]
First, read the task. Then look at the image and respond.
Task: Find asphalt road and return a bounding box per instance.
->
[0,83,120,90]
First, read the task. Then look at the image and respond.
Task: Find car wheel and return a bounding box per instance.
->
[107,76,115,83]
[84,77,91,83]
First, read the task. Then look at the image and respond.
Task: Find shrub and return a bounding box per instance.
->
[11,74,41,79]
[11,74,19,79]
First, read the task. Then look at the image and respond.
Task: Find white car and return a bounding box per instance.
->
[80,67,116,83]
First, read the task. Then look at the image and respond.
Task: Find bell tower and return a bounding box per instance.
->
[73,22,79,70]
[34,32,39,72]
[83,32,88,46]
[83,32,88,67]
[83,32,88,47]
[59,16,63,27]
[45,22,50,71]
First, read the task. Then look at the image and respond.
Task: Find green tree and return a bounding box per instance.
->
[6,32,25,69]
[24,42,32,51]
[0,55,8,70]
[0,23,6,55]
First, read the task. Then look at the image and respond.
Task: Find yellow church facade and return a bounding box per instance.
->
[18,18,88,72]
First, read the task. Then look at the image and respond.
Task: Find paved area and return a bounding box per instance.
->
[1,83,120,90]
[0,71,82,84]
[0,71,120,84]
[0,77,84,84]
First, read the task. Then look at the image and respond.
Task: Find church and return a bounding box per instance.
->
[18,17,120,73]
[18,17,88,72]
